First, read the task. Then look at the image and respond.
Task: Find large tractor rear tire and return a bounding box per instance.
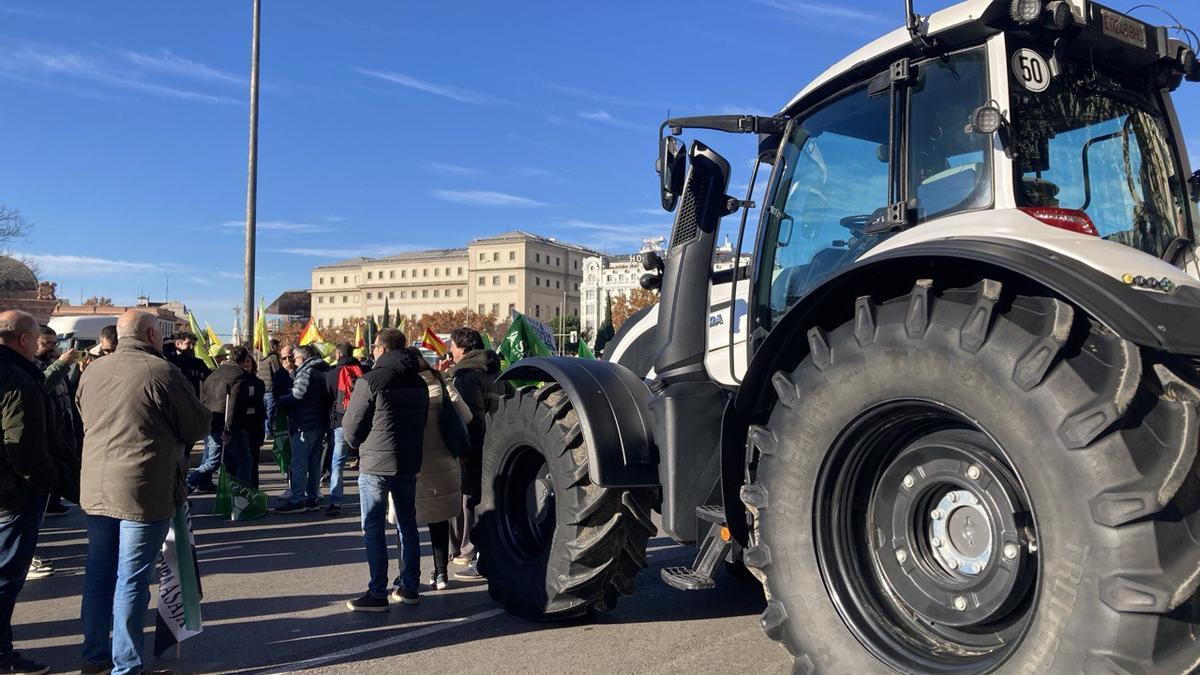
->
[743,278,1200,673]
[474,384,657,619]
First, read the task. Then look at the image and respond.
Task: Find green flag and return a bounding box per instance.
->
[577,339,596,359]
[213,469,268,521]
[498,312,553,364]
[187,313,217,370]
[481,331,493,350]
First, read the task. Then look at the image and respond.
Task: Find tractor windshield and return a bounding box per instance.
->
[1010,59,1189,258]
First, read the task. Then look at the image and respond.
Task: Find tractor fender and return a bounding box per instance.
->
[499,357,660,488]
[734,236,1200,419]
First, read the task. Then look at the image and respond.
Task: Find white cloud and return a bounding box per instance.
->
[749,0,889,22]
[0,41,241,104]
[428,162,485,176]
[631,207,668,215]
[17,252,168,276]
[119,49,243,86]
[562,219,672,249]
[577,109,644,132]
[431,190,548,207]
[516,166,565,183]
[543,81,642,107]
[266,245,419,258]
[217,271,244,280]
[355,68,498,104]
[218,220,328,233]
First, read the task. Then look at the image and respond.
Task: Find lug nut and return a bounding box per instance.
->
[1003,543,1019,559]
[948,492,959,503]
[967,465,981,480]
[954,596,968,611]
[895,549,908,564]
[947,559,960,570]
[931,537,943,548]
[931,509,943,520]
[972,561,985,573]
[902,474,915,488]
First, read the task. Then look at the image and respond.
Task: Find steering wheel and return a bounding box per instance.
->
[839,214,874,237]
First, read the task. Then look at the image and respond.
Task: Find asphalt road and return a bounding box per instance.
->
[17,461,791,674]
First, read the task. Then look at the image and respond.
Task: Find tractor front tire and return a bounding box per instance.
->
[744,279,1200,673]
[474,384,657,619]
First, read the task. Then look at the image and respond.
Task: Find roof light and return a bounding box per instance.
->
[1020,207,1100,236]
[1010,0,1043,24]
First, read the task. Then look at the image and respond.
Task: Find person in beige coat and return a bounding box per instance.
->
[410,348,470,590]
[76,311,210,675]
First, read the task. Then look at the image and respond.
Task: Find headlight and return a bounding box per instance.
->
[1010,0,1043,25]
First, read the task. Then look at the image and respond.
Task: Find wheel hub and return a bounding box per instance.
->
[930,489,992,576]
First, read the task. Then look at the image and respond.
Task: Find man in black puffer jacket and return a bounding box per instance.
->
[341,329,428,611]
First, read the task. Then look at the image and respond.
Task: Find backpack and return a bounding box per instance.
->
[335,363,364,416]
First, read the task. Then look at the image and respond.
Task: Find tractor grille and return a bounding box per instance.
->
[671,172,706,248]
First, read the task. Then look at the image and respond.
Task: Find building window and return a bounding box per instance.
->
[457,289,463,297]
[422,290,429,298]
[401,291,407,299]
[318,277,324,285]
[401,270,407,278]
[389,291,395,299]
[508,274,516,284]
[556,280,561,289]
[535,277,540,287]
[318,296,324,304]
[493,252,499,262]
[444,267,450,276]
[342,295,348,303]
[366,292,372,299]
[478,304,485,314]
[536,253,541,263]
[422,269,428,278]
[508,303,516,314]
[556,256,561,266]
[574,260,578,270]
[574,283,579,291]
[367,271,373,280]
[390,270,395,279]
[555,306,561,317]
[434,289,440,298]
[478,277,485,286]
[479,253,486,261]
[457,266,463,275]
[508,251,515,261]
[318,318,324,327]
[434,268,440,277]
[491,275,499,285]
[491,303,499,315]
[535,305,541,318]
[342,276,348,283]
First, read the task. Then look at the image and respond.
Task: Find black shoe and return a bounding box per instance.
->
[44,502,69,517]
[325,504,341,517]
[429,572,448,590]
[79,660,112,675]
[389,587,420,605]
[345,592,388,613]
[275,501,306,514]
[0,651,49,674]
[304,500,320,512]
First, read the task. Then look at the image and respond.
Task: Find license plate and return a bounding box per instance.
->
[1099,8,1147,49]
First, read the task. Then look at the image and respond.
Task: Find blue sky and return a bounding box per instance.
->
[2,1,1198,332]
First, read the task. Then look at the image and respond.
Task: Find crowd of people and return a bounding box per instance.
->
[0,307,508,674]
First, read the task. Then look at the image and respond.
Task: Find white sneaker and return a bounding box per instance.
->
[454,562,482,580]
[27,556,53,579]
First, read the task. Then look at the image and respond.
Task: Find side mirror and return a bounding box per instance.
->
[657,135,687,212]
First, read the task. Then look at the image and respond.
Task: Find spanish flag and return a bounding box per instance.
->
[420,327,447,358]
[298,319,321,346]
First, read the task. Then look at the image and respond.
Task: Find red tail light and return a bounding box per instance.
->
[1020,207,1099,236]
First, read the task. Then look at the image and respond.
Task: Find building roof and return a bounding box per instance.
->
[311,232,605,270]
[0,255,37,293]
[472,230,603,257]
[266,290,311,316]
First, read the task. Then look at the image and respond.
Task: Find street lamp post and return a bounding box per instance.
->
[242,0,262,346]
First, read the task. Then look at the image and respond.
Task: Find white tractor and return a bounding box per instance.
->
[474,0,1200,671]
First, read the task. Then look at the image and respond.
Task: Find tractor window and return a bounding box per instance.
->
[755,83,890,330]
[1010,59,1187,259]
[908,48,992,221]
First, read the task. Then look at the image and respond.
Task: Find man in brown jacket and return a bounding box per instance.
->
[76,311,210,675]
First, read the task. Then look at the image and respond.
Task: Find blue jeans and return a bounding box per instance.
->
[358,473,419,595]
[329,427,347,506]
[263,392,277,437]
[0,493,48,661]
[192,431,252,485]
[289,429,325,505]
[82,515,171,675]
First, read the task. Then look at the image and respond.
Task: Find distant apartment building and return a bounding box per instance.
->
[309,231,601,329]
[579,235,749,337]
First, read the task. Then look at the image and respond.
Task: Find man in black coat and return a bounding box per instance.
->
[189,346,264,490]
[322,343,363,517]
[166,331,210,398]
[341,329,428,611]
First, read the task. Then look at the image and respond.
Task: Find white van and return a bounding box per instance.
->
[47,316,117,351]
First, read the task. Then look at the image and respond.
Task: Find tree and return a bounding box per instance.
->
[83,296,114,307]
[416,308,498,340]
[381,297,391,328]
[593,293,615,356]
[547,314,582,353]
[611,288,658,332]
[0,206,30,249]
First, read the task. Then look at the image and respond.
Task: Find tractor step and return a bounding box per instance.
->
[660,505,732,592]
[661,565,717,590]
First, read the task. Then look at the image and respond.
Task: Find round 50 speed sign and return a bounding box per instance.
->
[1011,49,1051,93]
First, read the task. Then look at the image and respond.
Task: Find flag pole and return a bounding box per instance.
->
[241,0,262,347]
